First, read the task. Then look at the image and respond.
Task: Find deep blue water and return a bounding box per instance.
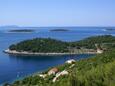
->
[0,27,115,84]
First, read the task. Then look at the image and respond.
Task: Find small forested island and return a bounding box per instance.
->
[9,29,35,33]
[4,35,115,56]
[50,29,69,32]
[6,38,70,55]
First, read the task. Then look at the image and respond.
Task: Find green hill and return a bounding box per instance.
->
[70,35,115,49]
[9,35,115,53]
[9,38,69,53]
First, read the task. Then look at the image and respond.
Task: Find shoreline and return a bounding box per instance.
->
[4,49,77,56]
[4,49,97,56]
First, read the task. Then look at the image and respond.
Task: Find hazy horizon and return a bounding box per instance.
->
[1,25,115,27]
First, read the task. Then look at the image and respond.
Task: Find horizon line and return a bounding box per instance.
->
[0,25,115,28]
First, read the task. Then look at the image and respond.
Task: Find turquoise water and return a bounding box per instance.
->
[0,27,115,84]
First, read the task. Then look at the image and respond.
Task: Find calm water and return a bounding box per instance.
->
[0,27,115,84]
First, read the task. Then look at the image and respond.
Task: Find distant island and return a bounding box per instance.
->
[106,28,115,31]
[103,28,115,31]
[4,35,115,56]
[9,29,35,33]
[50,29,69,32]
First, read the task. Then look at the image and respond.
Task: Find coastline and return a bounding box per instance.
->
[4,49,97,56]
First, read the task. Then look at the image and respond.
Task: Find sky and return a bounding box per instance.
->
[0,0,115,27]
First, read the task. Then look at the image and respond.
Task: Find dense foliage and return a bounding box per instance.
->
[5,49,115,86]
[9,35,115,53]
[9,38,69,53]
[70,35,115,49]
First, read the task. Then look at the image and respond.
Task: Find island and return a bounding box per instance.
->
[4,35,115,56]
[8,29,35,33]
[4,38,71,56]
[103,28,115,32]
[4,42,115,86]
[50,29,69,32]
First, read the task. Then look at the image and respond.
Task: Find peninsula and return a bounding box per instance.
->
[4,35,115,56]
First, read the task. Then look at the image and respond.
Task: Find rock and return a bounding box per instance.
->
[39,74,47,78]
[97,49,103,54]
[52,70,69,82]
[69,64,75,68]
[65,59,76,64]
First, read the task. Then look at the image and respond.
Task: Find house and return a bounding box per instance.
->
[65,59,76,64]
[48,67,59,75]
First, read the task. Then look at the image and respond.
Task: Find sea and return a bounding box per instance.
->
[0,27,115,84]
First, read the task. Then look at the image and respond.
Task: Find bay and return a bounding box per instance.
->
[0,27,115,84]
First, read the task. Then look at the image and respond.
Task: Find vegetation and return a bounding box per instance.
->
[4,35,115,86]
[9,35,115,53]
[70,35,115,49]
[5,49,115,86]
[9,38,69,53]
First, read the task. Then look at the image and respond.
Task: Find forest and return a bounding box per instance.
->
[9,35,115,53]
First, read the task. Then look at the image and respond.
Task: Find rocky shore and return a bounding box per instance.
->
[4,49,97,56]
[4,49,78,56]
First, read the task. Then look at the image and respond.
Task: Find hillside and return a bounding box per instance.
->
[70,35,115,49]
[3,35,115,86]
[9,38,69,53]
[4,48,115,86]
[8,35,115,54]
